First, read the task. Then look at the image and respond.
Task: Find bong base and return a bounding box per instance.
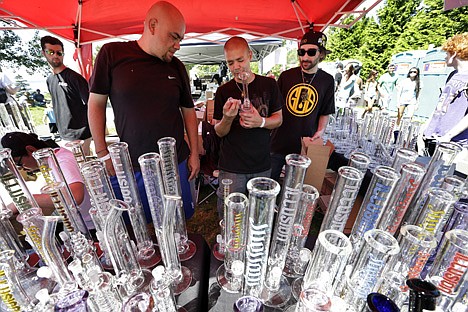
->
[216,264,242,293]
[178,240,197,262]
[212,243,225,261]
[173,266,193,295]
[290,277,303,300]
[259,275,291,308]
[137,244,161,269]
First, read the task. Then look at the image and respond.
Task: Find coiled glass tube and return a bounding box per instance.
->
[217,192,248,293]
[157,137,196,261]
[0,148,38,213]
[244,177,280,297]
[108,142,159,269]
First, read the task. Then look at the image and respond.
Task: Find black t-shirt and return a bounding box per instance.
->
[214,75,282,174]
[46,68,91,140]
[271,67,335,155]
[90,41,193,167]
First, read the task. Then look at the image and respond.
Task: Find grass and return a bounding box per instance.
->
[27,106,46,128]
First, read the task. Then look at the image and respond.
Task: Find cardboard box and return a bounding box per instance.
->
[317,193,363,235]
[205,99,214,123]
[302,138,334,192]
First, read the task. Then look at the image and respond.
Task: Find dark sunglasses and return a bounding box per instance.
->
[297,48,318,57]
[44,50,64,56]
[409,71,418,74]
[15,155,23,167]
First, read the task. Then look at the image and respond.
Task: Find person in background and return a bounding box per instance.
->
[40,36,92,155]
[1,132,94,230]
[336,63,357,108]
[0,69,19,104]
[270,30,335,183]
[43,103,59,139]
[377,63,398,109]
[88,1,199,221]
[32,89,46,107]
[396,67,421,126]
[362,69,379,117]
[423,32,468,156]
[334,62,343,92]
[213,36,282,218]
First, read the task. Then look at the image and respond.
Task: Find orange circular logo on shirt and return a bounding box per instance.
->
[286,83,318,117]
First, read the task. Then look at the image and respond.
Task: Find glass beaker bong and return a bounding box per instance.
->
[108,142,160,269]
[244,177,280,298]
[237,71,251,111]
[64,140,87,169]
[157,137,196,261]
[260,154,311,308]
[217,192,248,293]
[139,151,192,295]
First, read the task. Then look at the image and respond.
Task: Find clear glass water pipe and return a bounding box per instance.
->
[237,71,251,111]
[244,177,280,297]
[64,140,87,169]
[108,142,159,269]
[261,154,311,307]
[283,184,319,278]
[217,192,248,293]
[157,137,196,261]
[138,153,192,295]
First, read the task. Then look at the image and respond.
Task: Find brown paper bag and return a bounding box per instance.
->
[301,137,333,191]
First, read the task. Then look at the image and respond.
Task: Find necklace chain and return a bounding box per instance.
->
[235,81,244,97]
[302,71,317,85]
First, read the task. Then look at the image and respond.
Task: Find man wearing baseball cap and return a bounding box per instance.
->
[270,30,336,182]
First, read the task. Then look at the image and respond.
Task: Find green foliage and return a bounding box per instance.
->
[0,30,49,76]
[14,74,33,98]
[327,0,468,78]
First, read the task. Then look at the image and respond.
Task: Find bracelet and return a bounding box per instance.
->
[96,148,108,155]
[99,153,111,162]
[260,117,266,128]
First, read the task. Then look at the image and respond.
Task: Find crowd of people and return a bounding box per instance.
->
[0,0,467,229]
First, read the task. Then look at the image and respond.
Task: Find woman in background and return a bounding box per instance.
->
[362,69,379,117]
[396,67,421,125]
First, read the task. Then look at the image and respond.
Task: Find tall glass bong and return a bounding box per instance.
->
[244,177,280,298]
[108,142,160,268]
[260,154,311,308]
[138,152,192,295]
[157,137,196,261]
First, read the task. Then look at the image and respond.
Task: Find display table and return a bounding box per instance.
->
[207,233,319,311]
[176,233,211,312]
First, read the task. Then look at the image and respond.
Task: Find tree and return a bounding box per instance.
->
[14,74,33,98]
[0,29,49,76]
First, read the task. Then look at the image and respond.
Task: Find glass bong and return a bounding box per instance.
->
[139,152,192,295]
[108,142,160,269]
[157,137,196,261]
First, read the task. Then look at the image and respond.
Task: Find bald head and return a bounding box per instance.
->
[224,36,253,82]
[138,1,186,62]
[224,36,250,54]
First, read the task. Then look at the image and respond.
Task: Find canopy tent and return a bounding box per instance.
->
[1,0,383,77]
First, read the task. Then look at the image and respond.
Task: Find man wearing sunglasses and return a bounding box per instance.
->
[270,30,335,182]
[40,36,92,155]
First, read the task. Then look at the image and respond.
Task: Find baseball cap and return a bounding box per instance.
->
[300,31,331,53]
[1,132,41,157]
